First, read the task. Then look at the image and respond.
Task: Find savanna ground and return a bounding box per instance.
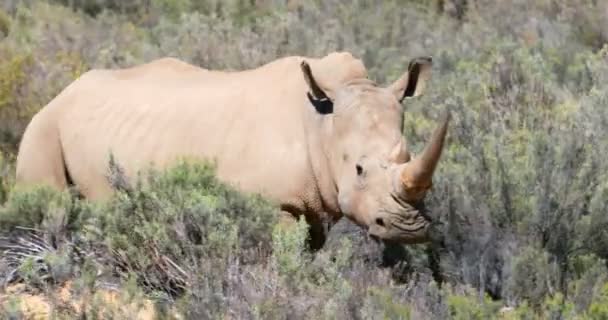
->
[1,0,608,319]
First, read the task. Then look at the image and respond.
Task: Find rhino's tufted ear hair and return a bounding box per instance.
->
[301,60,334,114]
[388,56,433,103]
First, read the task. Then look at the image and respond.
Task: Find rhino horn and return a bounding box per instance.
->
[400,111,450,200]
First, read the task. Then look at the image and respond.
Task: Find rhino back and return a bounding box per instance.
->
[53,57,314,205]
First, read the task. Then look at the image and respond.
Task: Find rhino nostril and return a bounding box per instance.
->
[375,217,385,227]
[369,233,380,242]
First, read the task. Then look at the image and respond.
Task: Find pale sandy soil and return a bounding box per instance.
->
[0,281,173,319]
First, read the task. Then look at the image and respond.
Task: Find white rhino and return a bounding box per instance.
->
[15,52,449,248]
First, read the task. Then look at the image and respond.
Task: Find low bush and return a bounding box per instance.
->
[90,158,279,297]
[0,151,13,204]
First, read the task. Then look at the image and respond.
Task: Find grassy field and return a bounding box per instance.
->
[1,0,608,318]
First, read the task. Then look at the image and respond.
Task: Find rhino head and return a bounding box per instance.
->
[301,56,449,244]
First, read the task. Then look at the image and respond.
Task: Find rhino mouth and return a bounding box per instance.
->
[368,199,441,244]
[368,218,431,244]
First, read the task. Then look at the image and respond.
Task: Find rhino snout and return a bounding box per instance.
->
[367,211,434,244]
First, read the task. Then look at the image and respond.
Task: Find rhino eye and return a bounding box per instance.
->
[356,164,364,176]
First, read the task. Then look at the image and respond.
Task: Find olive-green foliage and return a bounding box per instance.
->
[0,9,9,38]
[0,296,24,320]
[271,215,311,281]
[92,159,279,294]
[0,159,281,318]
[0,151,13,204]
[1,0,608,318]
[0,48,33,153]
[586,283,608,319]
[506,247,554,307]
[446,289,501,320]
[0,184,86,233]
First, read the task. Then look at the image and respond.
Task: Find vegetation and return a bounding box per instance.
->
[1,0,608,318]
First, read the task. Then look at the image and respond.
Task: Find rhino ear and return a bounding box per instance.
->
[301,60,333,114]
[389,56,432,103]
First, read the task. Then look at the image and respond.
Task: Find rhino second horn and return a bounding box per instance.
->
[400,111,450,190]
[389,138,410,164]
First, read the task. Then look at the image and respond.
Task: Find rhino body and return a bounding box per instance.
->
[15,52,449,248]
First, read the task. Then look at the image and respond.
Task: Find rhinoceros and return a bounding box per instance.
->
[15,52,449,248]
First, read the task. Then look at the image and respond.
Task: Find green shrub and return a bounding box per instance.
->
[271,215,310,281]
[0,9,9,37]
[0,185,82,232]
[0,151,14,204]
[586,283,608,319]
[538,293,577,320]
[89,158,279,296]
[0,49,34,152]
[361,287,412,320]
[0,296,24,320]
[506,247,554,307]
[446,291,501,320]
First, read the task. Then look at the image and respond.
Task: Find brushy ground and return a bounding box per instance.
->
[1,0,608,319]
